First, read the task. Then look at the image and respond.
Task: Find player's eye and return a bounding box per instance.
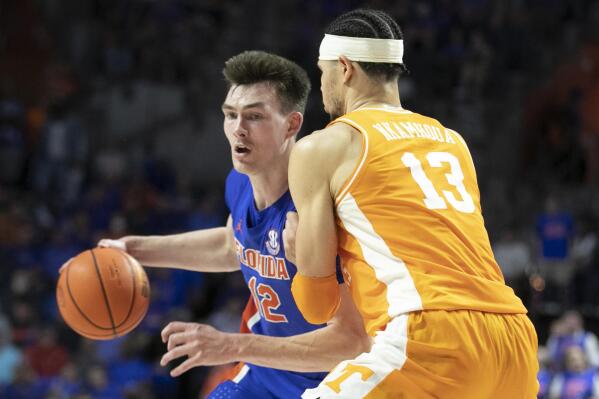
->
[247,113,263,121]
[224,112,237,120]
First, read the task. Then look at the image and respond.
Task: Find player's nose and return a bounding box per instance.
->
[232,119,249,138]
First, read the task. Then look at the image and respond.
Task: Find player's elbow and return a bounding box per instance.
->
[291,273,340,325]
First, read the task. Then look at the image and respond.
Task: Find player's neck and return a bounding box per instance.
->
[248,163,289,211]
[345,80,402,114]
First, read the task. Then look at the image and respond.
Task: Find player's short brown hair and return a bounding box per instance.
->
[223,51,311,114]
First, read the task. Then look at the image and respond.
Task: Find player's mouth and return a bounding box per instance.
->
[233,143,251,158]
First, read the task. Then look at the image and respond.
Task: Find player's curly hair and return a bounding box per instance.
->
[223,51,311,114]
[325,9,409,81]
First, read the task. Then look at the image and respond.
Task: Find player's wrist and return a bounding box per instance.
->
[121,236,145,258]
[225,333,252,363]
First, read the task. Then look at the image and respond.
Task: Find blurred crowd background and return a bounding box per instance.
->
[1,0,599,398]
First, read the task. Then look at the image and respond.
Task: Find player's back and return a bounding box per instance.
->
[332,108,527,335]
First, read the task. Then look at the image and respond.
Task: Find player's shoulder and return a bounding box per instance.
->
[226,168,250,187]
[225,168,251,210]
[294,124,357,160]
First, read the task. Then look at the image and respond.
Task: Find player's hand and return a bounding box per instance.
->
[160,322,234,377]
[58,238,128,274]
[97,238,128,251]
[283,211,298,264]
[58,257,74,274]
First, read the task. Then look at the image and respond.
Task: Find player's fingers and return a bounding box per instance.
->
[285,211,298,228]
[283,212,298,264]
[167,330,197,351]
[169,355,200,377]
[160,342,196,367]
[282,229,296,263]
[97,239,127,251]
[282,228,291,246]
[58,257,74,274]
[161,322,191,343]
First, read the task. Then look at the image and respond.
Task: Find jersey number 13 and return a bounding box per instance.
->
[401,151,475,213]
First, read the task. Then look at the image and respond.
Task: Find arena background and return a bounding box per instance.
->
[1,0,599,398]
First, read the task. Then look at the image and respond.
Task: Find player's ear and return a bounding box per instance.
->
[338,55,354,84]
[286,111,303,139]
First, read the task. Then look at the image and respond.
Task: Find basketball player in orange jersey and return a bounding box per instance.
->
[82,51,370,399]
[288,9,539,398]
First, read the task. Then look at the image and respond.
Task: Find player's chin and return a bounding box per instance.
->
[231,157,256,174]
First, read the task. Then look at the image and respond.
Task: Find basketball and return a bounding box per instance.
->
[56,247,150,340]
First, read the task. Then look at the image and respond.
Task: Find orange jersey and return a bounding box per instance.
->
[332,108,527,336]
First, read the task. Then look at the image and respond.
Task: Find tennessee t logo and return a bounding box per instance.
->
[325,364,374,393]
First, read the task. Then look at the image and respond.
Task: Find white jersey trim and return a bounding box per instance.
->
[232,364,250,383]
[336,193,423,317]
[246,312,261,331]
[302,315,410,398]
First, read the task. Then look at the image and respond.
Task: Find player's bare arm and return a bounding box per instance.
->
[288,123,361,324]
[159,284,370,376]
[95,215,239,272]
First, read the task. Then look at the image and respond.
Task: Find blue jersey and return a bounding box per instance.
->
[538,369,552,399]
[224,169,328,398]
[550,369,598,399]
[548,332,592,369]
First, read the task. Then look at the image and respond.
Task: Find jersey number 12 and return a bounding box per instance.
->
[248,276,288,323]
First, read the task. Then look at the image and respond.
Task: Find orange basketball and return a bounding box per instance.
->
[56,247,150,340]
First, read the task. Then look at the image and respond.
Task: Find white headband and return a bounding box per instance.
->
[319,34,404,63]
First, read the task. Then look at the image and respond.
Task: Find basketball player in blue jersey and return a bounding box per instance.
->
[89,51,369,399]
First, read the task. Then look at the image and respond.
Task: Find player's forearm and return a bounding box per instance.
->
[228,324,370,373]
[124,229,239,272]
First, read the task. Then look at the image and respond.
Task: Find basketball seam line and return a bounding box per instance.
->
[113,255,136,329]
[65,259,116,331]
[75,304,148,338]
[91,249,118,338]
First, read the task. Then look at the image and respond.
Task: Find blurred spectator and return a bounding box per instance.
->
[102,32,134,83]
[10,301,38,347]
[185,189,224,231]
[538,346,552,399]
[579,43,599,184]
[548,345,599,399]
[0,96,26,185]
[46,362,84,398]
[536,197,575,300]
[39,229,84,277]
[85,364,122,399]
[459,30,492,100]
[106,333,153,393]
[0,361,49,399]
[0,316,23,385]
[571,218,598,267]
[206,296,244,333]
[25,327,69,377]
[32,100,87,207]
[493,228,531,291]
[570,218,599,307]
[547,311,599,371]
